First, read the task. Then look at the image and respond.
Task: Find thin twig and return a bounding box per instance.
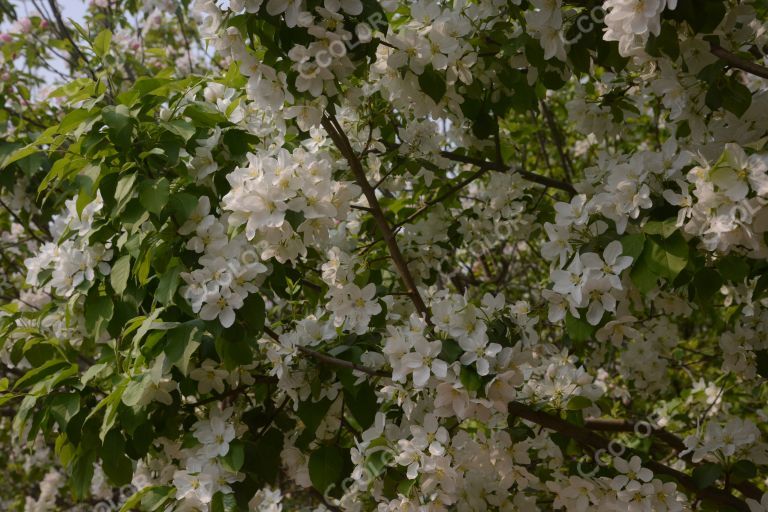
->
[394,167,490,228]
[46,0,97,81]
[541,102,574,182]
[0,197,46,244]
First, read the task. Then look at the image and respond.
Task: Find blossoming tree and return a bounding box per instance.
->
[2,0,768,510]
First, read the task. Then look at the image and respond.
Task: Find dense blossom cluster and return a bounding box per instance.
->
[24,194,112,298]
[2,0,768,511]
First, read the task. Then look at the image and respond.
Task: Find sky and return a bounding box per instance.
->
[15,0,87,24]
[7,1,89,88]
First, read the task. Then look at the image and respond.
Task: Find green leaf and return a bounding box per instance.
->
[59,108,97,135]
[93,29,112,57]
[156,261,183,305]
[217,324,254,370]
[165,324,201,376]
[295,398,332,448]
[693,268,723,303]
[138,178,170,215]
[119,486,173,512]
[127,485,174,512]
[666,0,726,33]
[418,66,446,104]
[730,460,757,484]
[13,360,70,390]
[717,255,749,283]
[121,375,148,407]
[102,105,133,147]
[439,339,463,363]
[459,366,482,393]
[308,445,344,494]
[565,312,595,342]
[0,143,38,169]
[643,219,677,238]
[183,102,227,126]
[85,287,115,332]
[102,430,133,485]
[397,478,417,496]
[645,233,689,280]
[113,173,137,214]
[163,120,196,141]
[620,233,646,260]
[345,383,377,430]
[240,293,265,336]
[630,249,658,294]
[48,393,81,428]
[111,255,131,296]
[645,22,680,60]
[692,463,723,489]
[222,440,245,472]
[170,192,199,224]
[722,79,752,117]
[71,449,97,499]
[211,492,239,512]
[566,395,593,411]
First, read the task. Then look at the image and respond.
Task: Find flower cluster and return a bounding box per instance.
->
[180,197,269,327]
[666,144,768,257]
[222,146,360,260]
[24,194,112,297]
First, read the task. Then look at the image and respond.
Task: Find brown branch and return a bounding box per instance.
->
[263,326,390,378]
[541,102,574,182]
[253,397,289,439]
[46,0,97,81]
[584,417,684,451]
[509,402,753,510]
[585,416,761,501]
[0,197,47,245]
[394,167,490,228]
[440,150,577,196]
[322,114,431,323]
[710,42,768,80]
[175,6,195,74]
[0,362,24,377]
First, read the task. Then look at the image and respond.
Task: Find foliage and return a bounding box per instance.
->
[1,0,768,511]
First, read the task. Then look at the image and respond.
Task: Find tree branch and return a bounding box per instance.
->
[509,402,754,510]
[710,42,768,80]
[321,114,431,322]
[394,167,490,228]
[440,150,577,196]
[585,416,762,501]
[263,326,390,378]
[46,0,97,81]
[541,102,574,182]
[0,197,47,245]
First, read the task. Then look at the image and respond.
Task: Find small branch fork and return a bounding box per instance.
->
[315,114,753,510]
[440,150,577,196]
[263,326,759,512]
[321,113,431,323]
[509,402,756,510]
[45,0,97,81]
